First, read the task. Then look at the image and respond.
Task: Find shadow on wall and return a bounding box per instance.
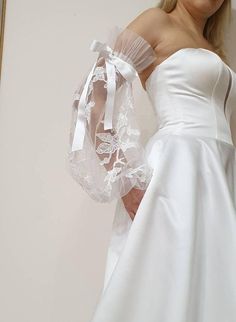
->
[226,8,236,70]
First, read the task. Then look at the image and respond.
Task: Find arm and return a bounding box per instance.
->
[67,9,164,203]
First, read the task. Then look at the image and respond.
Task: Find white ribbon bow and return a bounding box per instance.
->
[71,39,138,152]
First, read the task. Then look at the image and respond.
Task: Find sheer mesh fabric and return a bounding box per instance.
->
[67,26,157,202]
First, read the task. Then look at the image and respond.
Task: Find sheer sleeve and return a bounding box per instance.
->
[67,25,157,202]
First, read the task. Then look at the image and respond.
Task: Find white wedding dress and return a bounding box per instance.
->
[67,26,236,322]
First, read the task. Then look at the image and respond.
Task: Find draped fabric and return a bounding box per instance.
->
[67,26,157,202]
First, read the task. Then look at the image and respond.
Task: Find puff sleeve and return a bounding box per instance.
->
[67,25,157,202]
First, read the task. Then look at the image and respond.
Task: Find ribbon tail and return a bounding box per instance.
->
[104,61,116,130]
[71,61,97,152]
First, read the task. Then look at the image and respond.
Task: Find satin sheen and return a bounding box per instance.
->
[90,49,236,322]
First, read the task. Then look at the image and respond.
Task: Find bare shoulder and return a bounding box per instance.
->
[125,7,170,48]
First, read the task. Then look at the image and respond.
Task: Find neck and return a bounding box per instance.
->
[168,2,208,37]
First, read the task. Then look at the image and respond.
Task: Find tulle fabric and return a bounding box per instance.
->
[67,26,157,202]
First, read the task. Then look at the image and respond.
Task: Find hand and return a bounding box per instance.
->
[121,187,146,221]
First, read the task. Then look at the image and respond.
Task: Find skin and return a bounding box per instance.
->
[121,0,226,221]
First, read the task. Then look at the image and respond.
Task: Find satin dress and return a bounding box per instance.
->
[89,48,236,322]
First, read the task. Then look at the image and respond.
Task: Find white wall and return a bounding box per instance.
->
[0,1,156,322]
[0,1,235,322]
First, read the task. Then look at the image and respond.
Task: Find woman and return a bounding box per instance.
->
[68,1,236,321]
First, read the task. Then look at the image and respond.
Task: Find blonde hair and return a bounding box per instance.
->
[155,0,232,64]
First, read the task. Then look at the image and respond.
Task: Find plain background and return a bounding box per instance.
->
[0,1,236,321]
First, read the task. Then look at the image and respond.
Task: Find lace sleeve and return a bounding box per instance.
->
[67,25,157,202]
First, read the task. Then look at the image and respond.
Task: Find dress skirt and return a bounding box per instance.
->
[90,133,236,322]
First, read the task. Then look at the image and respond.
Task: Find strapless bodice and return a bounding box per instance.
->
[145,48,236,146]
